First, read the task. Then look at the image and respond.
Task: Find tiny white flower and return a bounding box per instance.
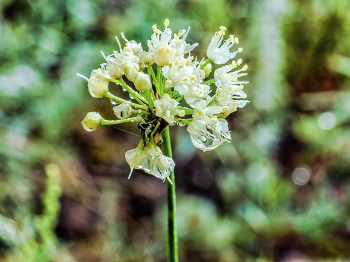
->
[207,29,239,64]
[125,147,144,178]
[187,117,230,151]
[147,20,198,66]
[87,68,110,98]
[184,84,211,107]
[113,102,133,119]
[153,94,179,124]
[81,112,103,131]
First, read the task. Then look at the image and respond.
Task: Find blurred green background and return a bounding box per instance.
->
[1,0,350,261]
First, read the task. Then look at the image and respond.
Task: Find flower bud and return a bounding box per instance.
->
[81,112,103,131]
[154,46,172,66]
[106,55,124,79]
[202,63,212,78]
[123,63,139,81]
[134,72,152,91]
[88,69,109,98]
[113,102,133,119]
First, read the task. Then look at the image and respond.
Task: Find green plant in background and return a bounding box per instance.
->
[78,19,248,261]
[0,164,63,262]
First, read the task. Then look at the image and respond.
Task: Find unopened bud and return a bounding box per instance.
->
[202,63,212,78]
[134,72,152,91]
[123,63,139,81]
[81,112,103,131]
[155,46,172,66]
[87,69,109,98]
[113,102,133,119]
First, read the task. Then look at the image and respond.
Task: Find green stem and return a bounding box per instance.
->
[202,78,215,85]
[101,117,138,125]
[111,78,148,107]
[105,92,147,109]
[161,127,178,262]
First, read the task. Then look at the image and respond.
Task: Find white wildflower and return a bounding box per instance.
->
[207,28,240,64]
[154,94,179,124]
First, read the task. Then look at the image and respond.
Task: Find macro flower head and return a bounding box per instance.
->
[78,19,249,182]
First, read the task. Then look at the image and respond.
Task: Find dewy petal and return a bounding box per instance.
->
[125,143,175,182]
[207,32,238,64]
[187,117,231,152]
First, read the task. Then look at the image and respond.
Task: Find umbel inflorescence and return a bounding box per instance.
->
[78,19,249,183]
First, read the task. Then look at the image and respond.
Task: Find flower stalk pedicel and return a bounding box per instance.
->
[78,19,248,261]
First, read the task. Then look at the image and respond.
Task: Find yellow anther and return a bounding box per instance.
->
[185,60,190,66]
[174,33,179,41]
[238,47,243,53]
[240,94,247,98]
[174,60,180,66]
[178,29,186,37]
[216,31,222,39]
[242,64,248,71]
[240,85,244,89]
[237,59,243,66]
[152,24,162,34]
[182,77,188,82]
[222,106,229,111]
[235,37,239,44]
[230,77,238,82]
[216,88,223,94]
[219,26,227,31]
[230,35,235,43]
[231,60,237,67]
[198,110,203,116]
[165,79,172,86]
[233,101,240,106]
[164,19,170,27]
[165,47,171,53]
[190,75,196,81]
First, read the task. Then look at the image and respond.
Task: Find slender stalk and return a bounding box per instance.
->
[161,127,178,262]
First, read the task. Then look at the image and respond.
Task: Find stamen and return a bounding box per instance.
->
[237,59,243,66]
[219,26,227,31]
[231,60,237,67]
[238,47,243,53]
[242,65,248,71]
[178,29,186,37]
[216,31,222,39]
[235,37,239,44]
[77,73,89,81]
[240,94,247,98]
[164,19,170,27]
[216,88,223,94]
[100,51,107,60]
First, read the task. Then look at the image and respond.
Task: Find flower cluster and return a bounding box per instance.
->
[79,20,248,182]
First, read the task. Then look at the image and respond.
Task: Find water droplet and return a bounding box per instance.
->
[129,94,134,99]
[122,88,126,91]
[109,98,117,105]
